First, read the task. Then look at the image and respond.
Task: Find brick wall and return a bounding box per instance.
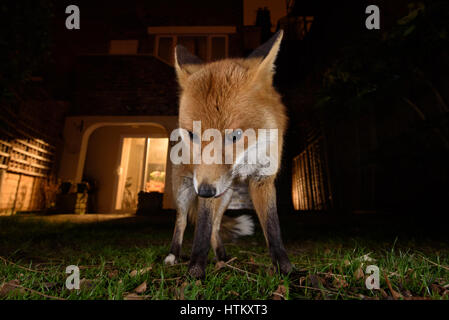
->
[0,82,68,214]
[71,55,178,116]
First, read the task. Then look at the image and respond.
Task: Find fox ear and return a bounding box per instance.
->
[248,30,283,84]
[174,45,203,87]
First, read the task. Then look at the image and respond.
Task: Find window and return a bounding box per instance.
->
[178,36,208,61]
[148,26,235,64]
[115,137,168,211]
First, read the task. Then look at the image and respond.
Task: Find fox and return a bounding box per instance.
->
[165,30,292,278]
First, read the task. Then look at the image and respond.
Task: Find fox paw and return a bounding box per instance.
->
[188,264,205,279]
[164,253,177,265]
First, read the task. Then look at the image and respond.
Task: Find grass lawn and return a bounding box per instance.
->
[0,211,448,300]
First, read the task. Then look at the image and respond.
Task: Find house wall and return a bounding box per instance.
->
[83,125,168,213]
[58,116,179,211]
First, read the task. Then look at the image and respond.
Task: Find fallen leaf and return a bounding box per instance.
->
[215,261,226,271]
[333,276,348,289]
[130,266,152,278]
[380,288,389,299]
[344,260,351,266]
[0,280,25,297]
[108,270,119,279]
[228,290,239,297]
[179,281,188,300]
[354,267,364,280]
[359,253,376,262]
[272,284,287,300]
[133,281,147,294]
[139,266,152,275]
[384,273,402,300]
[123,292,145,300]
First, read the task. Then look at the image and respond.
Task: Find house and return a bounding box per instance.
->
[2,0,289,214]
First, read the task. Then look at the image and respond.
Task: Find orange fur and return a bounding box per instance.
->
[166,31,292,277]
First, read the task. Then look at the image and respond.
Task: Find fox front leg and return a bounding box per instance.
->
[165,177,196,265]
[249,178,292,275]
[210,188,233,262]
[188,198,214,278]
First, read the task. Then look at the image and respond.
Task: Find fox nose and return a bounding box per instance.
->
[197,183,216,198]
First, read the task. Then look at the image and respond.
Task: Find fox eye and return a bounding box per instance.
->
[225,129,243,144]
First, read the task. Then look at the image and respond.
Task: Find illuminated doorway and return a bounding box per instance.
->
[115,137,169,211]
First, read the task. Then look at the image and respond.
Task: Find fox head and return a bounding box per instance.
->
[174,30,287,198]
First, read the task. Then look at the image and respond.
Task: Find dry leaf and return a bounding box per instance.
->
[228,290,239,297]
[133,281,147,294]
[359,253,376,262]
[215,261,226,271]
[354,267,364,280]
[384,273,402,300]
[124,292,145,300]
[130,266,152,277]
[344,260,351,266]
[108,270,119,279]
[272,284,287,300]
[179,281,188,300]
[195,280,202,286]
[139,266,152,275]
[333,276,348,289]
[380,288,389,299]
[0,280,24,297]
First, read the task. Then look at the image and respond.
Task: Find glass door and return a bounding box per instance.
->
[115,137,168,211]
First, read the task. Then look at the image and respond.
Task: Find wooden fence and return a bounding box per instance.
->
[291,135,332,211]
